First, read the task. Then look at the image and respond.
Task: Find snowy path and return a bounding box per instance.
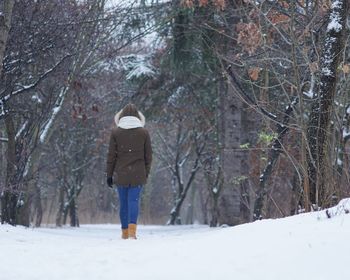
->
[1,207,350,280]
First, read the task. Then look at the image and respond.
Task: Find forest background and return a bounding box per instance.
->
[0,0,349,228]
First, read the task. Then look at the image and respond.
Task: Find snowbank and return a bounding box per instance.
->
[1,200,350,280]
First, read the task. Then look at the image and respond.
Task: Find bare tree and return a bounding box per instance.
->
[155,120,205,225]
[306,0,349,208]
[0,0,122,226]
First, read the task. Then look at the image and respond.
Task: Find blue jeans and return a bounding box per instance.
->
[116,185,142,229]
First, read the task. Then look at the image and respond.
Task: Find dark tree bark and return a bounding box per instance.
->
[254,97,299,220]
[17,159,41,227]
[202,162,223,227]
[34,185,43,227]
[55,185,65,227]
[210,196,219,227]
[0,0,14,77]
[217,78,243,226]
[307,0,348,208]
[69,197,79,227]
[1,115,17,225]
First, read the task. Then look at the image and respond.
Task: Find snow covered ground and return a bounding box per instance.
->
[1,200,350,280]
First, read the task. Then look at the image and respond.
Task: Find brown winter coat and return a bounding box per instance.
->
[106,112,152,186]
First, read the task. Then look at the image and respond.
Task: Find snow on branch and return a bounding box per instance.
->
[39,86,68,143]
[343,104,350,142]
[303,73,316,99]
[0,137,8,143]
[0,99,7,118]
[0,54,72,119]
[321,0,345,77]
[225,65,277,121]
[324,198,350,219]
[327,0,343,32]
[343,129,350,141]
[124,54,155,80]
[15,120,28,140]
[2,54,72,100]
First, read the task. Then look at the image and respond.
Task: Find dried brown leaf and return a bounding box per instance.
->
[342,64,350,74]
[248,67,261,81]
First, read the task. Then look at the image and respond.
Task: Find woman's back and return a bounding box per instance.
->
[106,104,152,187]
[107,126,152,186]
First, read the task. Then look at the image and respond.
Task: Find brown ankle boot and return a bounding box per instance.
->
[122,228,129,239]
[128,224,137,239]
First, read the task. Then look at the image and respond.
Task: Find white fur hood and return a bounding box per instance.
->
[114,110,146,129]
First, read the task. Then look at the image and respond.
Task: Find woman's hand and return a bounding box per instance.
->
[107,177,113,188]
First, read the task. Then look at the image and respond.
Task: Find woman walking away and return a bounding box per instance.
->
[106,103,152,239]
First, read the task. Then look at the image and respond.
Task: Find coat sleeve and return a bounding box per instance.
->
[106,130,117,178]
[144,130,153,178]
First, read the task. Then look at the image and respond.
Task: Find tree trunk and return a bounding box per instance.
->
[168,181,186,225]
[198,187,209,225]
[307,0,348,208]
[218,79,242,226]
[0,128,6,190]
[16,191,31,227]
[210,192,219,227]
[1,115,17,225]
[69,197,79,227]
[63,206,69,225]
[185,186,196,224]
[55,184,65,227]
[34,184,43,227]
[0,0,15,77]
[17,169,40,227]
[17,148,41,226]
